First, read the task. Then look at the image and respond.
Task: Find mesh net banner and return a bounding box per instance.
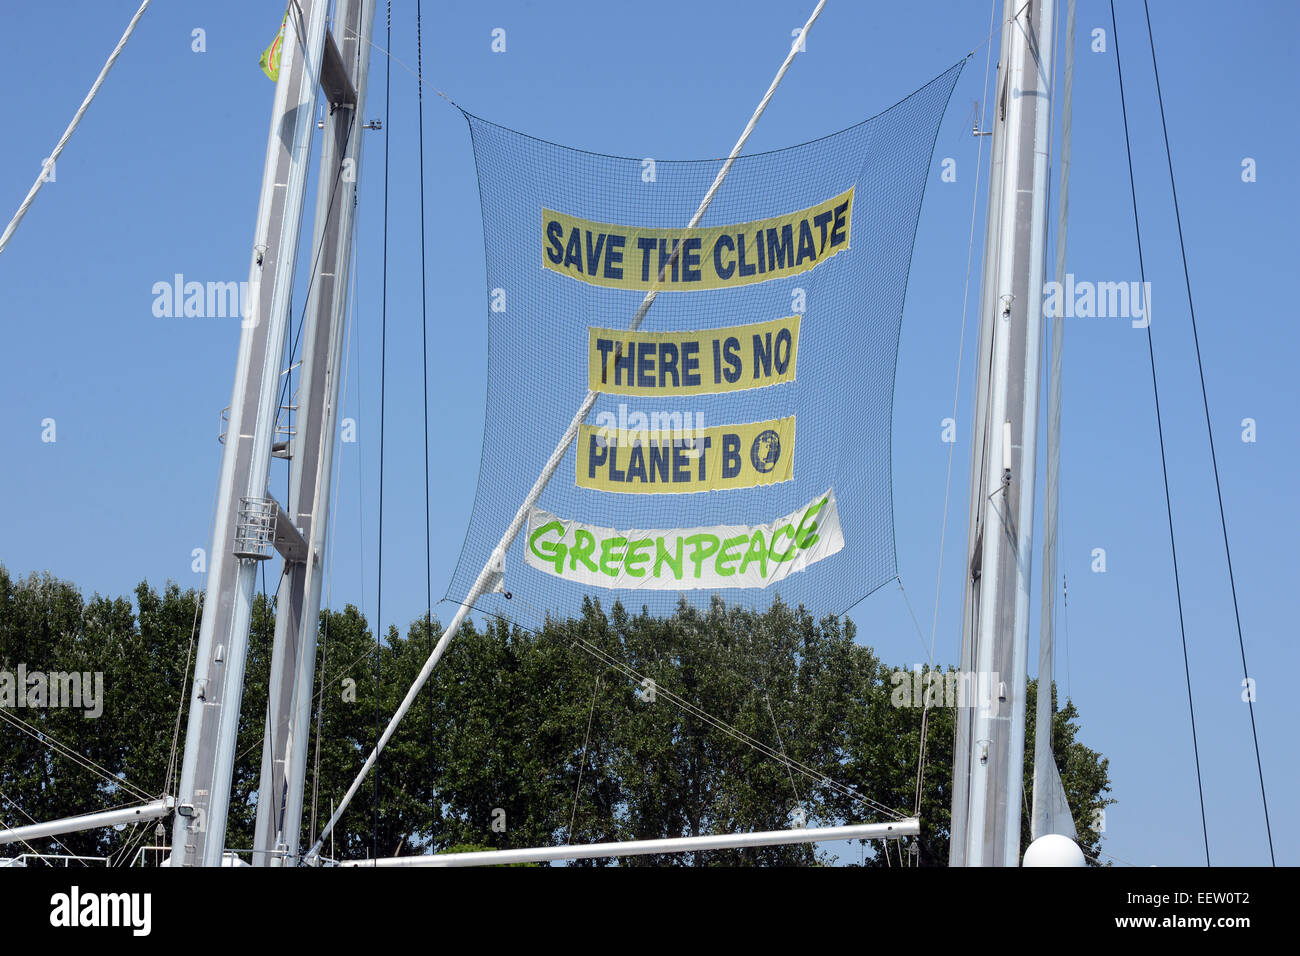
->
[447,61,965,629]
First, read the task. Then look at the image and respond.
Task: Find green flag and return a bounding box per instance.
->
[259,11,288,82]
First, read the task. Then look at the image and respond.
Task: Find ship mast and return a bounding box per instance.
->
[950,0,1056,867]
[252,0,376,868]
[170,0,375,867]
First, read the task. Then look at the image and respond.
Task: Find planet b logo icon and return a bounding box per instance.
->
[750,430,781,473]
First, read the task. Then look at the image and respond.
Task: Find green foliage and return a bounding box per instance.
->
[0,567,200,862]
[0,566,1114,866]
[442,843,538,866]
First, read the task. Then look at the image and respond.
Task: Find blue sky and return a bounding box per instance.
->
[0,1,1295,867]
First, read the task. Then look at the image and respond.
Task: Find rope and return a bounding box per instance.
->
[344,27,458,108]
[0,0,153,255]
[1139,0,1274,867]
[1108,0,1210,866]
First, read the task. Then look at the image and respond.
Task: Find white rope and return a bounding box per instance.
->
[304,0,829,862]
[0,0,153,255]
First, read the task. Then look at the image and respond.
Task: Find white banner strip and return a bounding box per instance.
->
[524,489,845,591]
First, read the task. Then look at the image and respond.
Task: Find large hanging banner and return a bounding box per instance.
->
[448,61,964,627]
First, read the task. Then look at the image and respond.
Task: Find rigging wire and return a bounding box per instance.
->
[311,158,364,850]
[741,604,804,817]
[343,26,458,109]
[373,0,394,865]
[162,399,224,804]
[0,819,45,866]
[561,630,904,822]
[163,544,208,799]
[0,787,89,865]
[912,0,999,822]
[1048,0,1074,712]
[111,820,148,868]
[1029,0,1070,840]
[1107,0,1210,866]
[496,591,907,822]
[274,110,360,446]
[567,674,601,843]
[1139,0,1274,866]
[415,0,437,848]
[0,709,152,803]
[351,584,905,853]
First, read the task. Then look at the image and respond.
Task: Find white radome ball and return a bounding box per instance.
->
[1023,834,1086,867]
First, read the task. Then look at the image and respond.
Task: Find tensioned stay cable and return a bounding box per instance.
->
[747,615,803,818]
[1108,0,1210,866]
[311,58,368,854]
[373,0,394,863]
[0,788,87,864]
[113,820,151,868]
[312,121,368,853]
[163,439,224,801]
[0,709,151,803]
[416,0,437,848]
[1139,0,1273,867]
[567,674,600,843]
[1031,0,1071,841]
[0,0,152,254]
[912,0,999,823]
[275,110,360,453]
[294,576,907,831]
[499,589,907,822]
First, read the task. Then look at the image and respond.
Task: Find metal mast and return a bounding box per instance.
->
[950,0,1056,867]
[253,0,375,867]
[171,0,369,867]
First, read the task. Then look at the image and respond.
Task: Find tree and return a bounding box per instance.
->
[0,566,1114,866]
